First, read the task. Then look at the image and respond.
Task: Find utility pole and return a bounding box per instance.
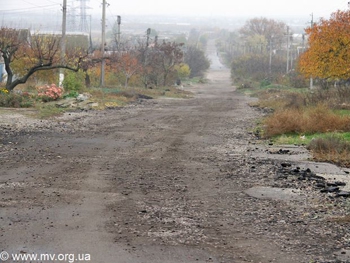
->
[100,0,106,87]
[146,28,151,48]
[286,26,290,74]
[269,35,273,76]
[59,0,67,87]
[310,13,314,89]
[117,15,121,50]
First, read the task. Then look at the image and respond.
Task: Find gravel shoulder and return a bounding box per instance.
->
[1,51,350,262]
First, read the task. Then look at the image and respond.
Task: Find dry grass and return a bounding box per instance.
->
[256,85,350,166]
[254,89,306,110]
[263,104,350,137]
[256,85,350,111]
[307,135,350,167]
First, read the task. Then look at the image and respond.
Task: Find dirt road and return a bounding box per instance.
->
[1,45,350,263]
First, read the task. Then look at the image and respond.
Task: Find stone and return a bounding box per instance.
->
[315,183,326,188]
[76,93,92,102]
[281,162,291,168]
[76,100,99,110]
[326,181,344,187]
[320,186,339,193]
[55,98,77,108]
[336,191,350,198]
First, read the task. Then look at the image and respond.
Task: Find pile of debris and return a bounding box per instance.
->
[276,162,350,198]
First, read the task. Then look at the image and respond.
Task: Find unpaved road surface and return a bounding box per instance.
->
[1,45,350,263]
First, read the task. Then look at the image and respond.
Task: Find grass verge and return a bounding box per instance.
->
[1,85,193,119]
[35,104,67,119]
[246,79,350,167]
[263,104,350,138]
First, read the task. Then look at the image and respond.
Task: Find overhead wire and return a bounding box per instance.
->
[0,0,61,30]
[0,0,60,16]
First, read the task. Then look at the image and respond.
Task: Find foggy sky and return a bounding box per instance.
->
[1,0,348,19]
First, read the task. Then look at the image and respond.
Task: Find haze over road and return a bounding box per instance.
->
[207,41,225,70]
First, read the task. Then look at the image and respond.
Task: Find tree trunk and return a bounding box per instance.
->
[85,72,91,88]
[163,71,168,86]
[125,76,129,88]
[4,57,14,91]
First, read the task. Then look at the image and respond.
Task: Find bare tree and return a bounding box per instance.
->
[156,41,184,86]
[0,27,87,91]
[239,17,287,48]
[137,40,184,87]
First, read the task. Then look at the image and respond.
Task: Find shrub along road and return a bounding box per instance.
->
[1,49,350,262]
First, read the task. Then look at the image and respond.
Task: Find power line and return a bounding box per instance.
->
[21,0,59,7]
[0,4,59,13]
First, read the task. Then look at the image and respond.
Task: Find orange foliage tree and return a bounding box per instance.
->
[299,10,350,80]
[110,51,142,87]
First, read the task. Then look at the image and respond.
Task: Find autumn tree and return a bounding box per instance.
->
[174,63,191,81]
[0,27,87,91]
[110,51,142,87]
[139,41,184,87]
[239,17,287,48]
[224,17,290,82]
[136,41,160,87]
[156,41,184,86]
[298,10,350,81]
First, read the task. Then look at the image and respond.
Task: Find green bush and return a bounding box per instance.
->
[62,70,85,92]
[260,79,271,87]
[63,90,79,99]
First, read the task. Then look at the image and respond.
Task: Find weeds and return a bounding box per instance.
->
[35,104,66,119]
[273,132,350,145]
[263,104,350,137]
[0,92,35,108]
[307,134,350,167]
[243,75,350,166]
[306,86,350,109]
